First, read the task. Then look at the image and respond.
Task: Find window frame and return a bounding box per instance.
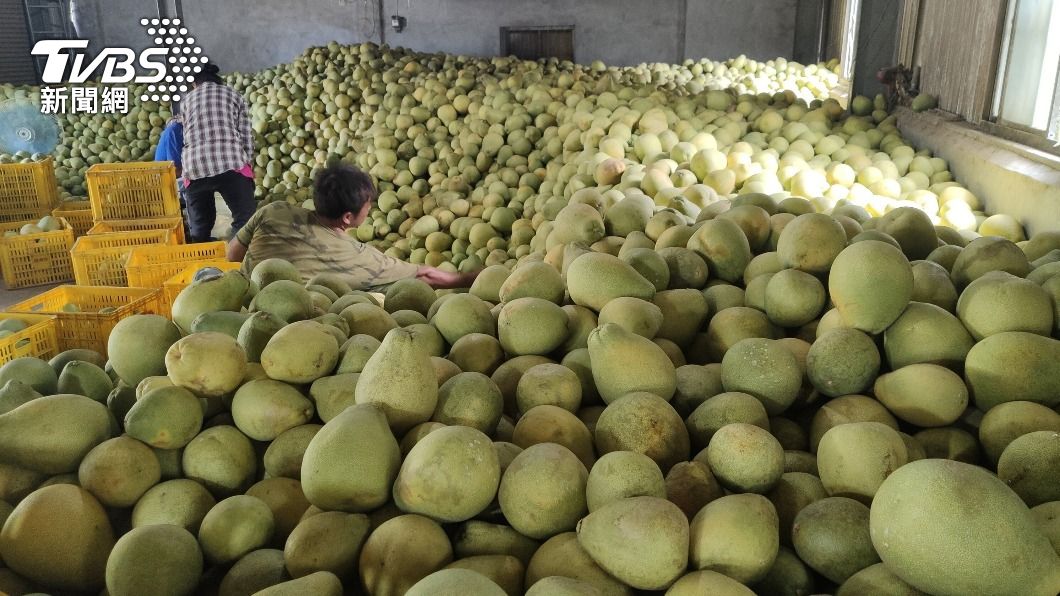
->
[989,0,1060,149]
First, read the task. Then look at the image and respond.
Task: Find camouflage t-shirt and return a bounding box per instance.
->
[236,202,420,291]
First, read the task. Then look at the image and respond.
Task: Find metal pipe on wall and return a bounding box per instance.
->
[156,0,184,23]
[377,0,385,45]
[817,0,830,63]
[677,0,687,63]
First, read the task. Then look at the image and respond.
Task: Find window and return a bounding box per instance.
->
[993,0,1060,143]
[23,0,76,82]
[500,26,574,62]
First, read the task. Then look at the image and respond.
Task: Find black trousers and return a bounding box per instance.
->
[185,170,256,243]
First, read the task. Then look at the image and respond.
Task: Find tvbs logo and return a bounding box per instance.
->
[31,18,207,103]
[32,40,167,85]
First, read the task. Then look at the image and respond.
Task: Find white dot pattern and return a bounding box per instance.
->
[139,16,207,101]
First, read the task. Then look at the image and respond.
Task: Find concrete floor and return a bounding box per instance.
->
[0,281,61,310]
[0,196,234,310]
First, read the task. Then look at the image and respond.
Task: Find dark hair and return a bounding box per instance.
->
[193,63,223,85]
[313,164,375,218]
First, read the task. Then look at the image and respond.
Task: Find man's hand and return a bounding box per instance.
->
[226,237,248,262]
[416,266,481,289]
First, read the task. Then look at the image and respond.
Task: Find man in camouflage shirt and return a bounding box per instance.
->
[227,164,479,291]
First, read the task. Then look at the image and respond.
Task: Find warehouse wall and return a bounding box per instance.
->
[386,0,685,66]
[85,0,801,74]
[93,0,153,56]
[0,0,37,84]
[181,0,378,73]
[92,0,377,73]
[684,0,799,64]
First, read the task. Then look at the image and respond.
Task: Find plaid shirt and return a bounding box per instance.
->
[180,82,254,181]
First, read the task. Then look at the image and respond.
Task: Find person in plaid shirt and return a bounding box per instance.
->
[180,63,256,243]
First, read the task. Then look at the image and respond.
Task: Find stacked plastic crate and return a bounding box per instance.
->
[0,161,190,355]
[73,161,184,287]
[83,161,238,316]
[0,157,77,289]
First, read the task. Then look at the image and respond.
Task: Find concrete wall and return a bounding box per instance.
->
[181,0,377,73]
[93,0,154,56]
[685,0,799,64]
[386,0,685,67]
[89,0,376,73]
[898,108,1060,236]
[83,0,801,74]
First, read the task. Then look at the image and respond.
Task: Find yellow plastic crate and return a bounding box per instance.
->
[52,199,93,236]
[0,313,60,364]
[70,230,174,287]
[0,158,59,223]
[0,218,75,288]
[162,260,243,315]
[125,241,227,289]
[5,286,162,356]
[86,161,180,222]
[88,216,186,245]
